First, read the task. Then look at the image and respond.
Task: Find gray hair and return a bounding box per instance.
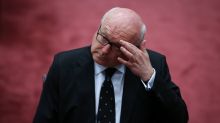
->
[140,23,146,42]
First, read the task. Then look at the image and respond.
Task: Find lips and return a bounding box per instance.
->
[98,54,105,59]
[97,51,105,58]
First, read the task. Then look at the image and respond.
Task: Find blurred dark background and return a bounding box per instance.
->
[1,0,220,123]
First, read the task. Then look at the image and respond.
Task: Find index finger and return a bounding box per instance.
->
[119,40,140,54]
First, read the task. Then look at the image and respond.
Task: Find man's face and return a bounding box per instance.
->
[91,24,139,67]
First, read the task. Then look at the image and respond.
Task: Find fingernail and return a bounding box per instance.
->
[120,46,124,50]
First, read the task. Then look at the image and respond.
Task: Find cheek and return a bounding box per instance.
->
[109,51,122,60]
[119,53,129,61]
[91,41,101,52]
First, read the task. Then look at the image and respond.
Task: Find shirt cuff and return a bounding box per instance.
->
[141,68,156,90]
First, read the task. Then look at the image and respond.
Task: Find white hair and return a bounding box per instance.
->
[140,23,146,42]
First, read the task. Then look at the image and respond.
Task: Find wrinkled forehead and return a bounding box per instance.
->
[100,23,140,45]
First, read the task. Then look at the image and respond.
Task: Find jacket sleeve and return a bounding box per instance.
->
[150,55,189,123]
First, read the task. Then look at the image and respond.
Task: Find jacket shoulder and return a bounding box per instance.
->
[147,49,168,72]
[147,49,166,60]
[53,46,92,65]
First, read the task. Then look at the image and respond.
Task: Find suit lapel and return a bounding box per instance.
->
[75,47,96,123]
[120,68,140,123]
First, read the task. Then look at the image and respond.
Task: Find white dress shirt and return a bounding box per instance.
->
[94,62,156,123]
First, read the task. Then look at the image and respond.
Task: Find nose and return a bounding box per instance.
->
[101,44,111,55]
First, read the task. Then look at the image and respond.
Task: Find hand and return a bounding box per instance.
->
[118,40,154,81]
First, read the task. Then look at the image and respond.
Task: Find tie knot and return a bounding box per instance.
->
[105,68,116,81]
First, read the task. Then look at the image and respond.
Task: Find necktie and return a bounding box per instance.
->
[97,68,116,123]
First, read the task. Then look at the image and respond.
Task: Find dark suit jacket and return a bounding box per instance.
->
[33,46,188,123]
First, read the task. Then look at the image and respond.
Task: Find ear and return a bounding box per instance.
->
[140,40,146,51]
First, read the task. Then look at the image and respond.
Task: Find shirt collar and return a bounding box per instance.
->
[94,62,125,75]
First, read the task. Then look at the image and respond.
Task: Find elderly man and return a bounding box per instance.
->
[33,7,188,123]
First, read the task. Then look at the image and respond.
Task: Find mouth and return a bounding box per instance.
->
[98,53,106,59]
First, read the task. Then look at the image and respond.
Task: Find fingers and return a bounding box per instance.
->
[117,57,132,66]
[119,40,139,55]
[120,47,136,62]
[119,40,146,63]
[118,40,153,80]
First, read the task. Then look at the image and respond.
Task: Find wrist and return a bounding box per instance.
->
[141,68,154,81]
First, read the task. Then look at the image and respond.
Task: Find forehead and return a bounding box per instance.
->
[100,24,139,44]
